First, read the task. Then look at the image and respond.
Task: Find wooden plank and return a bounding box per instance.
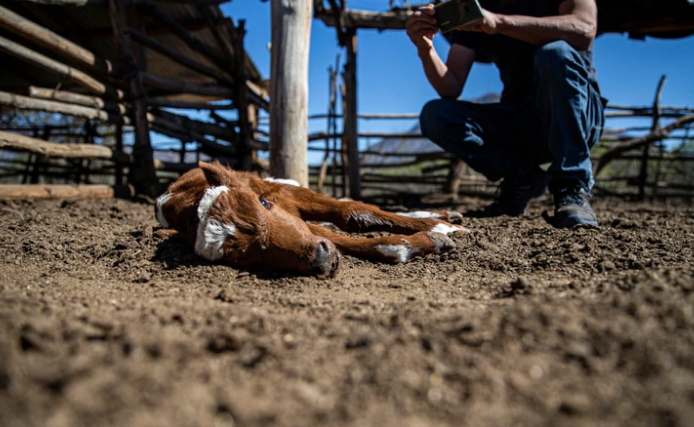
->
[141,72,234,97]
[17,0,230,5]
[29,87,128,115]
[0,4,125,76]
[314,6,412,30]
[145,97,235,110]
[0,91,130,125]
[127,28,233,84]
[269,0,312,187]
[139,2,228,68]
[0,184,135,200]
[0,130,131,163]
[0,35,125,100]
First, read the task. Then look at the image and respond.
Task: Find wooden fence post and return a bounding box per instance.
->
[638,75,667,201]
[109,0,157,196]
[270,0,312,187]
[343,29,360,199]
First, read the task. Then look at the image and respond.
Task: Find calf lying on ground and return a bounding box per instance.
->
[155,161,468,278]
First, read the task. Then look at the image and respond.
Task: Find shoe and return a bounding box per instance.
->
[476,167,548,217]
[552,185,598,227]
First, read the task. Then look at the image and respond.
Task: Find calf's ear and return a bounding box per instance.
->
[199,161,232,187]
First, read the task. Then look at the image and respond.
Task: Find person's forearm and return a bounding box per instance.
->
[418,47,465,99]
[495,14,596,50]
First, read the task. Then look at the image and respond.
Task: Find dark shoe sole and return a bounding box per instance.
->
[554,215,599,228]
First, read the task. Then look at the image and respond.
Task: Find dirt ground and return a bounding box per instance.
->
[0,196,693,427]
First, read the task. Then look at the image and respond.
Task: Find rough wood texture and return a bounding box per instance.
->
[231,20,253,171]
[315,6,412,30]
[141,72,234,97]
[127,28,232,84]
[144,98,235,110]
[0,35,124,100]
[595,112,694,175]
[270,0,312,187]
[109,0,157,195]
[343,30,360,199]
[0,4,125,76]
[140,2,228,68]
[0,184,134,200]
[29,87,128,115]
[0,130,131,163]
[0,91,130,125]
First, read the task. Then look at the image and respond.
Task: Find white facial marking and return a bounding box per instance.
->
[396,211,443,219]
[375,245,422,263]
[194,186,235,261]
[431,223,468,235]
[156,192,173,227]
[264,177,301,187]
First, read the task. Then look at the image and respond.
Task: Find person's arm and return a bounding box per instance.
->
[406,5,476,99]
[463,0,598,51]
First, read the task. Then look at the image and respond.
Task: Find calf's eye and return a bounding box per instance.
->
[260,198,270,210]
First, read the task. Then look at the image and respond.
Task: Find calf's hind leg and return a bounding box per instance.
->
[279,186,467,235]
[307,224,456,264]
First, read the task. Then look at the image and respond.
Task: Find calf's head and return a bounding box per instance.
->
[156,162,340,278]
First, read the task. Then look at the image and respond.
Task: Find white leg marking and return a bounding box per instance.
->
[430,223,468,235]
[396,211,443,219]
[374,245,422,263]
[264,177,301,187]
[194,186,236,261]
[156,192,173,227]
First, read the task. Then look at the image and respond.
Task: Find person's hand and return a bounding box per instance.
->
[458,9,501,34]
[406,4,438,52]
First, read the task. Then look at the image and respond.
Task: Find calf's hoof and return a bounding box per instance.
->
[426,232,456,252]
[445,211,464,224]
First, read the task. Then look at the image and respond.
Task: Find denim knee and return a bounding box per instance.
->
[533,40,576,75]
[419,99,447,139]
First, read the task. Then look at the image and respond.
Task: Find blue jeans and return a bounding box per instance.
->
[420,41,605,191]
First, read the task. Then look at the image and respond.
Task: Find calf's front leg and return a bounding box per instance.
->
[307,224,456,264]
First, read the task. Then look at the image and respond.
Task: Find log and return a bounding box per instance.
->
[230,20,253,170]
[0,130,131,163]
[0,35,125,99]
[127,28,233,84]
[109,0,157,195]
[343,30,360,199]
[141,72,234,97]
[16,0,230,5]
[0,4,125,76]
[151,109,236,141]
[0,91,130,125]
[595,112,694,175]
[314,6,412,30]
[139,2,228,68]
[29,87,128,115]
[270,0,312,187]
[145,98,235,110]
[0,184,135,200]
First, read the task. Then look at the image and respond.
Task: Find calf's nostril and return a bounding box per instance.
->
[316,241,330,258]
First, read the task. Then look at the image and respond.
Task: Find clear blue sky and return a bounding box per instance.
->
[200,2,693,161]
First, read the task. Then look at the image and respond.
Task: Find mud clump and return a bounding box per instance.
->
[0,198,693,427]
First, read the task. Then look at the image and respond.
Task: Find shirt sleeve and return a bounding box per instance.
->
[442,30,491,63]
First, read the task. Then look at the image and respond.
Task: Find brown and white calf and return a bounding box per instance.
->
[155,161,467,278]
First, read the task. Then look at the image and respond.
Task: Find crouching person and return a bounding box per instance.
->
[407,0,605,227]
